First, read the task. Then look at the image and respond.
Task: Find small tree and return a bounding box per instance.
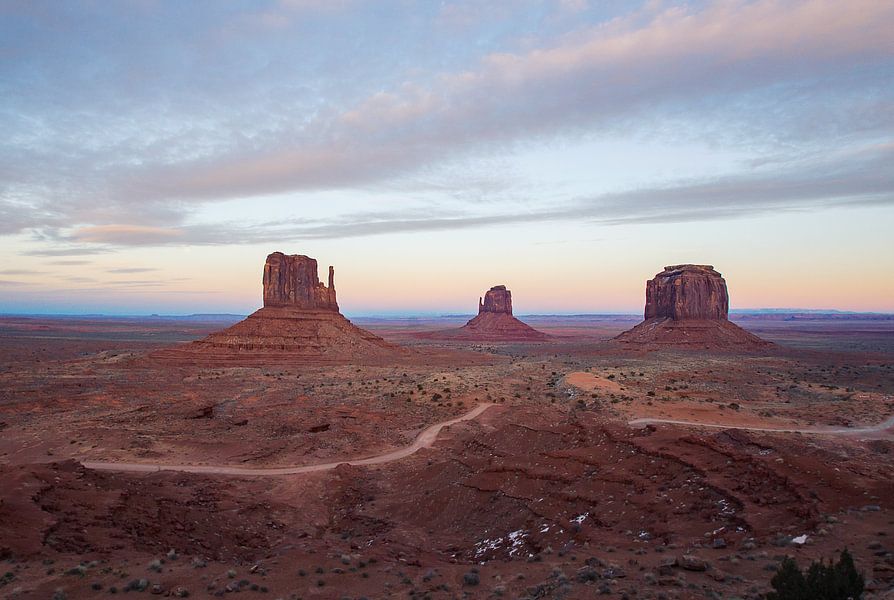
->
[767,557,808,600]
[832,549,864,600]
[767,550,864,600]
[805,559,834,599]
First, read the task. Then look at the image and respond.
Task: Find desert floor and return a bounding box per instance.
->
[0,314,892,599]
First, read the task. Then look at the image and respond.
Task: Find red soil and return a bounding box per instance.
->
[0,315,892,598]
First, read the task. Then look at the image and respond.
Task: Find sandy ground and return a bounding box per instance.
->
[82,403,494,475]
[1,314,893,598]
[627,414,894,438]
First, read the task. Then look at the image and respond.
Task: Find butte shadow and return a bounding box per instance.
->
[614,264,771,350]
[424,285,550,342]
[152,252,407,365]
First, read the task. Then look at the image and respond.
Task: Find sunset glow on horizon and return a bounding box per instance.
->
[2,1,893,315]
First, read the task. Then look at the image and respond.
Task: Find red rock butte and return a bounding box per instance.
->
[263,252,338,311]
[437,285,549,341]
[615,264,769,349]
[153,252,403,364]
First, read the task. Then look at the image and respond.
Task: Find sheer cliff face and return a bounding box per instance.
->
[262,252,338,311]
[644,265,729,321]
[479,285,513,315]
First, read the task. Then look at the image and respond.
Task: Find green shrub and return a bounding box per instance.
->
[767,549,864,600]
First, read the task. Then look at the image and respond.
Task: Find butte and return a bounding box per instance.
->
[154,252,404,365]
[438,285,549,341]
[614,264,769,349]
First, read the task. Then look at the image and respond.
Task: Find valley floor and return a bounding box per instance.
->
[0,315,892,599]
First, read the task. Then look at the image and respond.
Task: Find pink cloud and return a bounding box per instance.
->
[69,224,183,245]
[115,0,894,202]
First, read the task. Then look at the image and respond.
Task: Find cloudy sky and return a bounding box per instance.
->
[1,0,893,315]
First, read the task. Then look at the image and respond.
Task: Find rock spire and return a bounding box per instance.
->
[478,285,513,315]
[262,252,338,310]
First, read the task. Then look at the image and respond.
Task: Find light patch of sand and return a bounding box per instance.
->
[619,400,800,429]
[564,371,625,394]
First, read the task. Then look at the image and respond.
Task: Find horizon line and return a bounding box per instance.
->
[2,308,893,319]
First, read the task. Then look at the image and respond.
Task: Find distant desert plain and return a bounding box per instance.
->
[1,254,892,599]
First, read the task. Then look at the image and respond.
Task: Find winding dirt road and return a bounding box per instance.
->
[80,402,892,477]
[628,414,894,438]
[81,403,494,476]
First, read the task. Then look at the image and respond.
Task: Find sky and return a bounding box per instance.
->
[1,0,893,316]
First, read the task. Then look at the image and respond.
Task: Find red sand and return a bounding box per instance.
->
[1,314,893,598]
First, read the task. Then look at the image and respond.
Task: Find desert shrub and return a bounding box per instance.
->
[768,558,807,599]
[767,550,863,600]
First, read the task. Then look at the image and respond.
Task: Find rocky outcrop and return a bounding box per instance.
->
[479,285,513,315]
[616,264,769,350]
[644,265,728,321]
[263,252,338,310]
[431,285,549,341]
[154,251,404,365]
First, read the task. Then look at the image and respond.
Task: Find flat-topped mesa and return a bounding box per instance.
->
[262,252,338,311]
[644,264,729,321]
[479,285,513,315]
[152,251,404,365]
[614,263,770,349]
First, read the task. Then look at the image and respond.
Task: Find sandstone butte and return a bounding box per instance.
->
[614,264,770,349]
[153,252,403,364]
[439,285,549,341]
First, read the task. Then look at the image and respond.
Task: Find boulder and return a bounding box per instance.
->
[677,555,710,571]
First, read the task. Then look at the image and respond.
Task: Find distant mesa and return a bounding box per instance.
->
[614,264,770,349]
[435,285,549,341]
[263,252,338,311]
[154,252,403,364]
[479,285,513,315]
[645,264,728,321]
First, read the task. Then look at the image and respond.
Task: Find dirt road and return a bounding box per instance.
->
[82,403,494,476]
[80,401,893,477]
[628,414,894,438]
